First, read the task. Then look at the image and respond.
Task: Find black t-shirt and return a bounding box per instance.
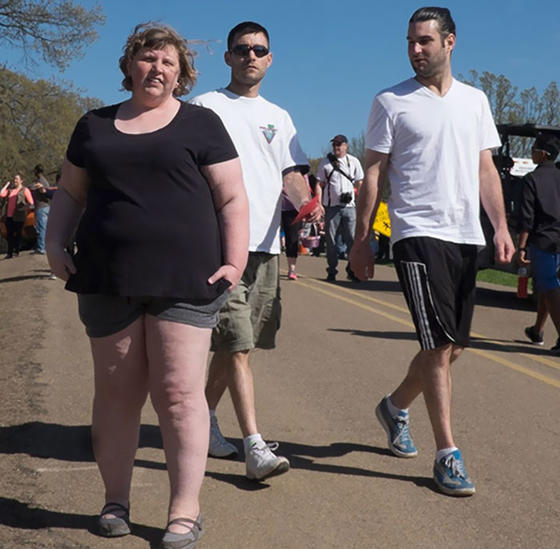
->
[519,163,560,253]
[65,101,238,299]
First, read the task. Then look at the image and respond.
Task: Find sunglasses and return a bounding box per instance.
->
[230,44,269,58]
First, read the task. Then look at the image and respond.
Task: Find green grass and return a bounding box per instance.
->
[377,260,521,289]
[476,268,519,288]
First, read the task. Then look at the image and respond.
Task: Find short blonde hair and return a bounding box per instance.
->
[119,22,197,97]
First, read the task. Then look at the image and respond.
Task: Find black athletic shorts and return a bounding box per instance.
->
[392,237,478,350]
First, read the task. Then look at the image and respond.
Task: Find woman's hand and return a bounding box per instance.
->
[46,245,77,281]
[208,264,243,291]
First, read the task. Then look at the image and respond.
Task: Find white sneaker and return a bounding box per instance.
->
[245,441,290,480]
[208,415,238,458]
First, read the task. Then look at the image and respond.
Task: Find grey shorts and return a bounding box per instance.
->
[78,293,229,338]
[211,252,281,353]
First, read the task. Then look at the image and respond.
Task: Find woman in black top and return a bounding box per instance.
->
[46,23,248,548]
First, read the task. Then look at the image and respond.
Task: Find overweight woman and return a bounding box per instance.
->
[47,22,248,549]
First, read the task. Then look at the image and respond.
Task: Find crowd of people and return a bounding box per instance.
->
[0,5,556,548]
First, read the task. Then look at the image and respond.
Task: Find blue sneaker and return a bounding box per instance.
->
[433,449,476,496]
[375,396,418,458]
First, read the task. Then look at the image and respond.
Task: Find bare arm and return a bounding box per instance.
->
[479,149,515,264]
[517,229,530,265]
[283,169,323,221]
[45,159,88,280]
[349,149,389,280]
[201,157,249,289]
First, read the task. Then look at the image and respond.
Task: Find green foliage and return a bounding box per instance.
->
[458,70,560,156]
[0,67,102,182]
[0,0,105,70]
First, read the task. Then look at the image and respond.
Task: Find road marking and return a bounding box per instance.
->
[308,276,560,371]
[36,465,98,473]
[291,275,560,389]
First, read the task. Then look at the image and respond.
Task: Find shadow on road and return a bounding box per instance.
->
[207,438,436,492]
[328,328,416,341]
[0,496,162,545]
[475,286,535,312]
[0,422,164,462]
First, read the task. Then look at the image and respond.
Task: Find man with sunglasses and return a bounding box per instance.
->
[350,7,515,496]
[518,134,560,355]
[190,21,320,481]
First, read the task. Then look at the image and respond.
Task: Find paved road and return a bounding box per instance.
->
[1,252,559,548]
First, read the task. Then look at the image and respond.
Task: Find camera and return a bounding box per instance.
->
[339,192,353,204]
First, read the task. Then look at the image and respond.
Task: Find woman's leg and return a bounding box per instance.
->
[13,220,24,254]
[145,316,211,531]
[90,317,149,508]
[5,217,15,256]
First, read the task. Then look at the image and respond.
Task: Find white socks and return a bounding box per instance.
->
[387,394,409,417]
[436,447,458,462]
[244,433,264,453]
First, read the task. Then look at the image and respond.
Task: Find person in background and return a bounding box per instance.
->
[518,134,560,354]
[30,164,53,255]
[46,22,248,548]
[350,7,514,497]
[315,134,364,282]
[1,173,34,259]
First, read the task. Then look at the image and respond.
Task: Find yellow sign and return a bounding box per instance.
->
[373,201,391,237]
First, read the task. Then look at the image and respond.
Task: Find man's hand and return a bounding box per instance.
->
[517,248,530,265]
[493,227,515,264]
[349,240,375,281]
[300,198,324,223]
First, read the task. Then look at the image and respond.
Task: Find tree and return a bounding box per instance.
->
[458,70,560,156]
[0,0,105,70]
[541,82,560,126]
[0,67,102,180]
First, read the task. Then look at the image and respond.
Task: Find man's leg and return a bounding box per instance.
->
[208,350,257,437]
[543,288,560,337]
[35,206,49,253]
[325,207,341,278]
[390,343,462,450]
[341,207,359,280]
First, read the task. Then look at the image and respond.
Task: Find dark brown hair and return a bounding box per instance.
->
[119,22,197,97]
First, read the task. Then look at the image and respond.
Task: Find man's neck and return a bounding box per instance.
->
[415,69,453,97]
[226,81,261,98]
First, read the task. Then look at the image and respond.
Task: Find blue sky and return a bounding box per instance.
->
[4,0,560,158]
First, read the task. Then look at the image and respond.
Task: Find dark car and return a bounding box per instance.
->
[478,123,560,272]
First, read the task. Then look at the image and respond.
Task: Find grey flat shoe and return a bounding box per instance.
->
[160,515,203,549]
[97,502,131,537]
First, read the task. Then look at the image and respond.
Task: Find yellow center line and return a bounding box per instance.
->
[289,274,560,389]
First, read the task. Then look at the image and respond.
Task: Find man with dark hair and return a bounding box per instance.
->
[315,134,364,281]
[350,7,514,496]
[191,22,321,481]
[518,134,560,354]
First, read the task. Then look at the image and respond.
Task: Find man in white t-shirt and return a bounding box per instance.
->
[190,21,321,481]
[350,7,514,497]
[315,134,364,282]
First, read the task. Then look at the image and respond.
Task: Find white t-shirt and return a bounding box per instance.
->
[316,153,364,207]
[190,88,308,254]
[365,78,501,245]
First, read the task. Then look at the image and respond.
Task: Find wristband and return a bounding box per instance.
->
[518,247,527,252]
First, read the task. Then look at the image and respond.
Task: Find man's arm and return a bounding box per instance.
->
[479,149,515,264]
[283,169,323,221]
[349,149,389,280]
